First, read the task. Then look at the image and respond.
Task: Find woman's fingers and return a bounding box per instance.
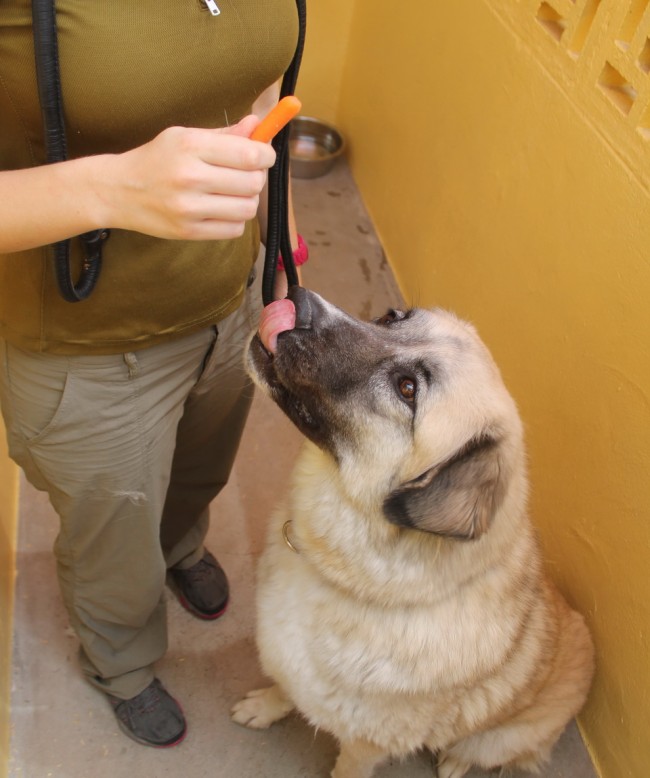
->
[106,117,276,240]
[165,125,275,170]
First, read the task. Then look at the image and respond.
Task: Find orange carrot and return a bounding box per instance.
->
[250,96,302,143]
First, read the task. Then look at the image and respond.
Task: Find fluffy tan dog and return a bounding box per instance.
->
[232,287,594,778]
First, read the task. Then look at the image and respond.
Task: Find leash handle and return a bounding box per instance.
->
[261,0,307,307]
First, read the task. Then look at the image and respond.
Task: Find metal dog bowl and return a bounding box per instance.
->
[289,116,345,179]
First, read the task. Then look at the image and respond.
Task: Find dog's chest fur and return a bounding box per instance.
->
[253,445,551,755]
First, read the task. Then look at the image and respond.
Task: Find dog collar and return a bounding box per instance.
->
[282,520,300,554]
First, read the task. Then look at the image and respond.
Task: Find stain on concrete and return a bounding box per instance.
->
[359,257,371,283]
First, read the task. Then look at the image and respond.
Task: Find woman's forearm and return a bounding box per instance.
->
[0,156,110,253]
[0,115,276,255]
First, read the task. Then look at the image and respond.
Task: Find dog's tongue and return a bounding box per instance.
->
[259,298,296,354]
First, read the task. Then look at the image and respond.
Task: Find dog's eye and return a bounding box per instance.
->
[375,309,405,326]
[398,377,416,402]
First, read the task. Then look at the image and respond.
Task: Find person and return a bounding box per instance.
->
[0,0,304,749]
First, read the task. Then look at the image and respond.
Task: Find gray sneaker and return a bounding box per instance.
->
[107,678,186,748]
[170,550,229,620]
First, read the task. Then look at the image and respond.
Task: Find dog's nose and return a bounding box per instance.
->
[287,286,313,329]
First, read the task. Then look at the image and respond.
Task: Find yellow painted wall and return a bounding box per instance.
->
[0,425,18,775]
[295,0,355,124]
[327,0,650,776]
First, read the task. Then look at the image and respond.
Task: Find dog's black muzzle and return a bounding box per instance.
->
[286,284,337,333]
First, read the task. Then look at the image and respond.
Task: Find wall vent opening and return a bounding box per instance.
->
[537,2,567,42]
[598,62,637,115]
[638,38,650,72]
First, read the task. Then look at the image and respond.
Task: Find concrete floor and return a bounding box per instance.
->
[9,162,598,777]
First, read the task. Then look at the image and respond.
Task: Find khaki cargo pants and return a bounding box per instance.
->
[0,276,262,699]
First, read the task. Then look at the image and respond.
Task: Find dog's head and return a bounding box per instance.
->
[247,287,525,541]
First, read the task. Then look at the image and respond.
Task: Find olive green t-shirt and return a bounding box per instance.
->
[0,0,298,353]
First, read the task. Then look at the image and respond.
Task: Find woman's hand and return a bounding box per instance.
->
[99,115,275,241]
[0,114,275,253]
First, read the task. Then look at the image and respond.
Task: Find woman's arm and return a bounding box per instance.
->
[0,115,275,254]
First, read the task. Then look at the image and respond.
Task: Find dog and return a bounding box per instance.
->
[231,286,594,778]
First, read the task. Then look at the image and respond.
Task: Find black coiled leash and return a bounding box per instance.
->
[32,0,306,304]
[32,0,109,302]
[262,0,307,306]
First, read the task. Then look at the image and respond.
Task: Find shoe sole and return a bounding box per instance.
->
[115,718,188,748]
[177,592,229,620]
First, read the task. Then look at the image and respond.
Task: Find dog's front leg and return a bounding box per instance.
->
[331,739,388,778]
[230,684,294,729]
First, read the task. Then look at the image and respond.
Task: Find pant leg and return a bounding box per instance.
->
[161,264,264,570]
[0,330,215,698]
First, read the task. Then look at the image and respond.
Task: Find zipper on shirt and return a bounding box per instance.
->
[202,0,221,15]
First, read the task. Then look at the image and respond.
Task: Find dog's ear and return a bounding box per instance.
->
[383,435,505,540]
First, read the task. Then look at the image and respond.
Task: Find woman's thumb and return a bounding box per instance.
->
[222,114,260,138]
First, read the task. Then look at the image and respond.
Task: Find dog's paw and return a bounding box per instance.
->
[230,686,293,729]
[436,752,471,778]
